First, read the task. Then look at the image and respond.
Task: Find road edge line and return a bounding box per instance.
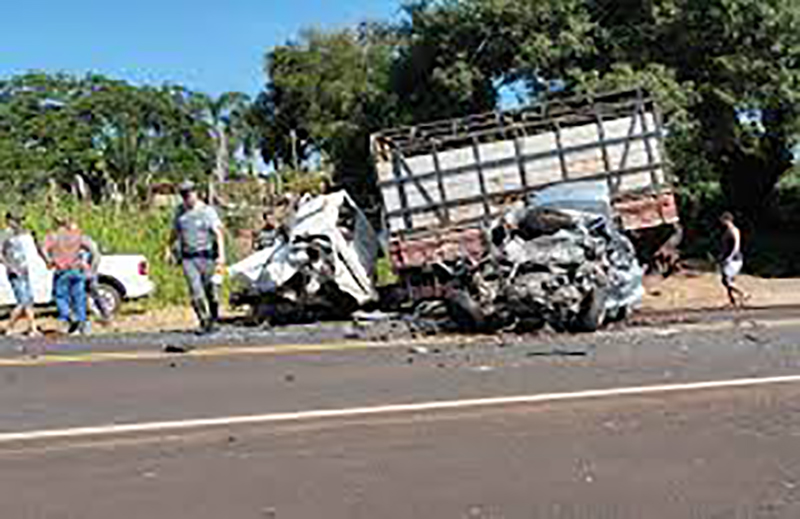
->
[2,374,800,444]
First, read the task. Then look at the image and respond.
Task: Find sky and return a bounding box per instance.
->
[0,0,399,96]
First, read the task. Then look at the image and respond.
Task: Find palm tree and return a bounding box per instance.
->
[190,91,251,190]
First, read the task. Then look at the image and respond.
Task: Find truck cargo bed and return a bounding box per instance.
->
[372,89,679,270]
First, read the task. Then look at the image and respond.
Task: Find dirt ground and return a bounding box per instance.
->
[642,271,800,312]
[9,305,202,337]
[11,271,800,337]
[100,305,201,334]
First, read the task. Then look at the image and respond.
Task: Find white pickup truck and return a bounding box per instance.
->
[0,233,155,316]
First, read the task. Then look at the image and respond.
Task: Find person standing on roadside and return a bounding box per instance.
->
[170,181,226,335]
[43,217,94,335]
[80,233,110,323]
[719,212,749,308]
[0,212,41,337]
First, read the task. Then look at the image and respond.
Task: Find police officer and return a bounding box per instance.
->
[170,181,226,335]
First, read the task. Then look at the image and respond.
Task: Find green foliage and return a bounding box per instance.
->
[0,72,256,202]
[253,0,800,229]
[280,169,330,195]
[779,165,800,189]
[186,90,255,180]
[374,256,399,287]
[253,25,400,208]
[591,0,800,217]
[395,0,595,120]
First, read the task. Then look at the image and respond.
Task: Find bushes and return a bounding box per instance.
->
[675,181,726,262]
[675,178,800,278]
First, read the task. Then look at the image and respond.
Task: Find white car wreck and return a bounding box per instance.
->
[229,190,379,323]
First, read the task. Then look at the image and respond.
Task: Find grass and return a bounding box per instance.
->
[374,256,399,287]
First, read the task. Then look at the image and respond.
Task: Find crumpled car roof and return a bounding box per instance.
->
[229,190,379,306]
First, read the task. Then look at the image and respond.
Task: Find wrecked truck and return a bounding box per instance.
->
[228,190,379,323]
[371,88,678,331]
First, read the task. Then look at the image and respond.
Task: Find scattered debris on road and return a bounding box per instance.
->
[526,348,592,358]
[409,346,430,355]
[162,343,192,354]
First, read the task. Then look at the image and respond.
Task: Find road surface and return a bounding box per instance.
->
[2,317,800,518]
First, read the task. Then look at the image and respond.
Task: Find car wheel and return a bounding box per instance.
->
[91,282,123,318]
[572,288,608,333]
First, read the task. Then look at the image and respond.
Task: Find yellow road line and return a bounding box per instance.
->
[0,338,476,367]
[1,315,799,368]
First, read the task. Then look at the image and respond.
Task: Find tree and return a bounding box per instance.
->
[0,73,99,195]
[0,72,217,201]
[188,91,252,184]
[582,0,800,218]
[393,0,595,121]
[393,0,800,219]
[255,25,400,207]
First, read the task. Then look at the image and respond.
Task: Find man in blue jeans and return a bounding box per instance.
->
[43,218,94,335]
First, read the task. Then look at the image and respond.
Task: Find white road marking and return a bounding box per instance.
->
[2,374,800,444]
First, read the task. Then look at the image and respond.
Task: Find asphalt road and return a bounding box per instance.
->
[3,318,800,518]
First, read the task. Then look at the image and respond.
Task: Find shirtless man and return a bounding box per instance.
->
[719,212,748,307]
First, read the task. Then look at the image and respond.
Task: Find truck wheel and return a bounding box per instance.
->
[91,282,122,318]
[606,305,629,323]
[572,288,607,333]
[447,291,485,331]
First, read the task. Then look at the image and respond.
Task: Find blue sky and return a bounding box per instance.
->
[0,0,398,96]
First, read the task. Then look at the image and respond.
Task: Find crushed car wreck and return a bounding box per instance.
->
[447,182,644,332]
[228,190,379,324]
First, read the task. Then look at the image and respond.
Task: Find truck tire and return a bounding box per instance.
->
[572,288,608,333]
[606,304,629,323]
[447,291,485,331]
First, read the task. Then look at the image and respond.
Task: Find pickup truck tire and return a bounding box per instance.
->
[572,288,608,333]
[91,281,123,318]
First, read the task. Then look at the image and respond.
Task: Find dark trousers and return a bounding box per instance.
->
[182,258,219,325]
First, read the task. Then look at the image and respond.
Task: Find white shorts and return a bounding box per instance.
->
[722,258,743,286]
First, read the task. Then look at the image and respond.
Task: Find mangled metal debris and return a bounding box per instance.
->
[448,182,644,332]
[229,181,642,334]
[229,191,379,323]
